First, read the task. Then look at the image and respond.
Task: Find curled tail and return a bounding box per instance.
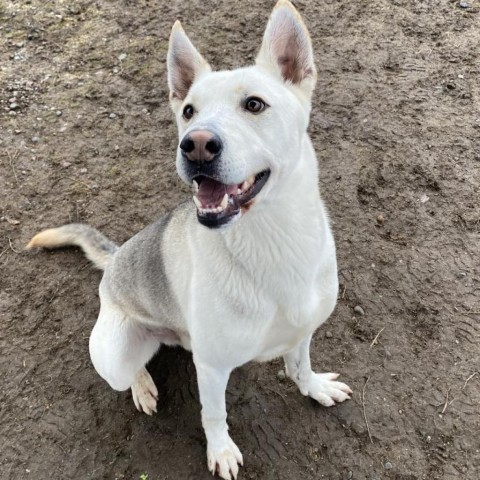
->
[26,223,118,270]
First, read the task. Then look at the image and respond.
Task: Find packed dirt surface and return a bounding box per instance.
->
[1,1,479,479]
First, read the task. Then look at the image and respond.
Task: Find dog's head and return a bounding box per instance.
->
[167,0,316,228]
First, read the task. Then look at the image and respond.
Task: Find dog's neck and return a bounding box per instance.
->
[219,136,328,308]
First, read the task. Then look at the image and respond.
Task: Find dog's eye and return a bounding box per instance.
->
[183,104,195,120]
[244,97,267,114]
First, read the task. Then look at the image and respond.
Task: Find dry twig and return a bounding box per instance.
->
[441,388,451,414]
[8,238,21,254]
[362,376,373,443]
[369,327,385,349]
[463,372,478,390]
[65,176,94,191]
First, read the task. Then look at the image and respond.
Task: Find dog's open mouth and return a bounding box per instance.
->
[192,169,270,228]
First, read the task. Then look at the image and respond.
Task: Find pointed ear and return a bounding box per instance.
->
[167,21,211,103]
[256,0,316,95]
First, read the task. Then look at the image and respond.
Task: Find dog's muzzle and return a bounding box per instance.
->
[191,169,271,229]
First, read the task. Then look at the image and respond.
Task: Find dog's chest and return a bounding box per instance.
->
[252,307,318,362]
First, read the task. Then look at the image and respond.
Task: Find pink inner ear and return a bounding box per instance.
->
[277,38,304,84]
[171,49,196,100]
[262,8,314,86]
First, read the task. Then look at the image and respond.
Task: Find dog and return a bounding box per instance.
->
[27,1,352,478]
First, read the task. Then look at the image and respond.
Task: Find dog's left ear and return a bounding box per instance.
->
[167,21,211,104]
[256,0,316,97]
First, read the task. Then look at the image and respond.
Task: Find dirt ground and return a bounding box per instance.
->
[1,0,479,479]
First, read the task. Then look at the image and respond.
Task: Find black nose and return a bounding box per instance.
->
[179,137,195,154]
[180,130,222,162]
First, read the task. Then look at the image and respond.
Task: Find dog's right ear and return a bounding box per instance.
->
[167,21,211,104]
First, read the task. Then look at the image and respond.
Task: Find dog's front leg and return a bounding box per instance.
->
[195,360,243,480]
[284,334,352,406]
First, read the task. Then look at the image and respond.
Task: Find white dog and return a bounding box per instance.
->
[27,1,352,478]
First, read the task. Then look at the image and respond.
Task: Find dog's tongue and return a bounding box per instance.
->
[196,178,237,208]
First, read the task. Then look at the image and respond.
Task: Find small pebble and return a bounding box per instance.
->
[277,369,286,381]
[325,331,333,339]
[62,161,72,168]
[56,110,62,117]
[9,103,19,110]
[109,112,117,119]
[384,462,392,470]
[346,471,353,480]
[457,272,467,278]
[118,53,127,61]
[354,305,365,316]
[31,136,40,143]
[79,168,88,174]
[458,1,470,8]
[376,214,384,224]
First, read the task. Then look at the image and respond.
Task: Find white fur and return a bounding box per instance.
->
[89,2,351,479]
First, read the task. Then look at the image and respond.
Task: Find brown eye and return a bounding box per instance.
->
[244,97,266,114]
[183,104,194,120]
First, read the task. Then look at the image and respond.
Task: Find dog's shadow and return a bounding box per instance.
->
[147,346,200,414]
[144,346,257,434]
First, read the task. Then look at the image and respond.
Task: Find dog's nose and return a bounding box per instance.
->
[180,130,222,162]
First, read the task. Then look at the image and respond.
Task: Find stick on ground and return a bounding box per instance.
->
[362,376,373,443]
[369,327,385,349]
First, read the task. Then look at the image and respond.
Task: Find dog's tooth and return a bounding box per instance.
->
[220,193,228,210]
[241,175,255,192]
[237,188,243,195]
[193,196,202,209]
[192,180,199,193]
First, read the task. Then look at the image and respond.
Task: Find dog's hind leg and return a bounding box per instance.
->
[89,303,160,414]
[283,334,352,406]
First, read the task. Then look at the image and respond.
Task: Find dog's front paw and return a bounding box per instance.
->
[131,367,158,415]
[305,373,352,407]
[207,436,243,480]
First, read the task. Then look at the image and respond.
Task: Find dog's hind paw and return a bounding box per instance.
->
[305,372,352,407]
[207,437,243,480]
[131,367,158,415]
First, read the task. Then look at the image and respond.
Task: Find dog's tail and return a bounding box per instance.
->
[26,224,118,270]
